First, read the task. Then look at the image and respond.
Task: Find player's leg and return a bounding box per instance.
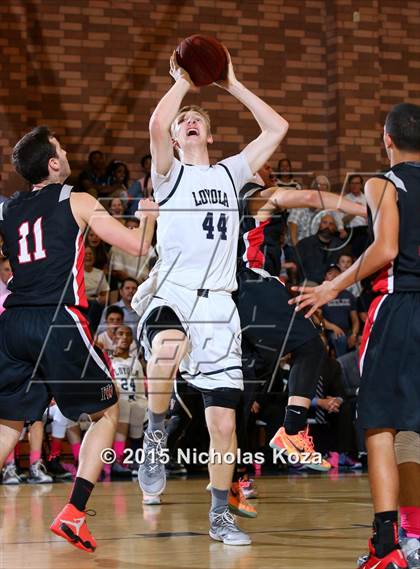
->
[166,375,194,475]
[45,404,73,480]
[228,370,257,518]
[0,420,24,469]
[270,336,331,471]
[138,305,188,496]
[204,398,251,546]
[237,270,329,470]
[46,306,119,553]
[357,294,416,569]
[396,431,420,566]
[67,423,82,464]
[109,398,132,477]
[27,420,53,484]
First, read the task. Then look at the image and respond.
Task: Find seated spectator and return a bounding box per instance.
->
[0,257,11,314]
[337,253,362,297]
[77,150,109,198]
[275,157,302,189]
[84,245,109,332]
[109,218,155,285]
[109,197,126,221]
[127,154,153,215]
[309,348,361,469]
[95,305,124,354]
[296,214,347,284]
[86,228,109,271]
[288,175,346,246]
[109,326,147,476]
[337,339,361,401]
[279,229,298,284]
[105,160,130,200]
[342,174,368,257]
[84,246,109,304]
[98,277,140,335]
[321,264,359,356]
[357,278,378,324]
[337,337,365,453]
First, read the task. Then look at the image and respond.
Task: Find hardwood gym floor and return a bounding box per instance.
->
[0,472,372,569]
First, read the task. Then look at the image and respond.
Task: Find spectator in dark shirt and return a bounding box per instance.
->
[105,160,130,200]
[321,264,359,356]
[357,278,377,324]
[296,213,347,284]
[77,150,109,198]
[309,350,361,469]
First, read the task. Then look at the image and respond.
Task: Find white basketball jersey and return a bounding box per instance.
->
[152,152,253,292]
[111,355,145,400]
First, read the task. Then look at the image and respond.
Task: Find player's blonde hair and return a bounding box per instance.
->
[171,105,212,138]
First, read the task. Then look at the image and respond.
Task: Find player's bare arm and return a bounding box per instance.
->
[247,186,367,221]
[70,193,158,256]
[214,48,288,173]
[149,53,195,176]
[289,178,399,317]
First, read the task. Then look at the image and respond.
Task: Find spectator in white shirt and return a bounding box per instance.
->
[342,174,368,257]
[109,217,155,285]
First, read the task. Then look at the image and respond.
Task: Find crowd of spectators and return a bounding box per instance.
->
[0,152,374,484]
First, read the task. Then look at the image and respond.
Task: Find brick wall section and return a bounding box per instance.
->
[0,0,419,195]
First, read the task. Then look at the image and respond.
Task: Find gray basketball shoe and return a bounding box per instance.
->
[138,429,168,496]
[209,508,251,546]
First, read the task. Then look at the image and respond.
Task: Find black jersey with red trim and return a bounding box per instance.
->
[0,183,87,308]
[238,181,285,276]
[367,162,420,294]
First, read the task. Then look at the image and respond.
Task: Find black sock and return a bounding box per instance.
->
[284,405,308,435]
[372,511,399,558]
[69,477,94,512]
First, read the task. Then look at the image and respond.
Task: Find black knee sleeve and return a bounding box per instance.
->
[288,335,325,399]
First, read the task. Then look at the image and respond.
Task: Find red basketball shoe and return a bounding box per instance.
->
[358,540,407,568]
[50,503,97,553]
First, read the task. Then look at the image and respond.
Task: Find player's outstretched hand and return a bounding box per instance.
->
[213,46,238,91]
[136,198,159,220]
[169,51,197,91]
[288,280,339,318]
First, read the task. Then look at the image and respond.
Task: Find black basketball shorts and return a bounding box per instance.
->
[0,306,118,422]
[358,292,420,432]
[236,268,319,368]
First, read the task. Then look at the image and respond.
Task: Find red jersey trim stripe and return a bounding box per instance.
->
[372,261,394,294]
[243,220,268,270]
[65,306,114,379]
[72,231,88,308]
[359,294,388,374]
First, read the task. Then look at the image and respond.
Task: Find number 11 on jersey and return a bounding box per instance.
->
[18,217,47,264]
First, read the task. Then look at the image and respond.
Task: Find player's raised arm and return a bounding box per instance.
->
[248,186,367,221]
[149,53,195,176]
[214,49,288,173]
[289,178,399,317]
[70,193,158,256]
